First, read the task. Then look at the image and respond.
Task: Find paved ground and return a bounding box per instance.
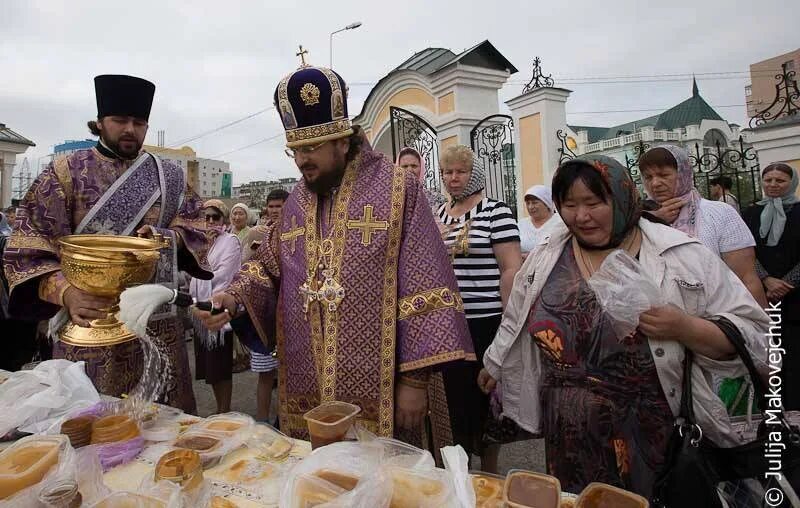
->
[188,340,545,475]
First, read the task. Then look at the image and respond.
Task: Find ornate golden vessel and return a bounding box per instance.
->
[57,233,168,347]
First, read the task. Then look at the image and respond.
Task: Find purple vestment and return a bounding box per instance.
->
[228,147,474,442]
[3,147,211,413]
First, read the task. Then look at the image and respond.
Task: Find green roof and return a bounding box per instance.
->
[572,79,724,142]
[568,125,610,144]
[653,91,723,131]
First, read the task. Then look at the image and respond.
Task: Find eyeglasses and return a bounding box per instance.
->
[284,140,330,158]
[204,213,222,222]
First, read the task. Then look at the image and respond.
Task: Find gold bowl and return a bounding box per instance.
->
[57,234,168,347]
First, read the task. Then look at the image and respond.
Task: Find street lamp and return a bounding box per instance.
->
[330,21,362,68]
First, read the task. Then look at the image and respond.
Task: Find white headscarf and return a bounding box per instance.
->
[524,185,554,212]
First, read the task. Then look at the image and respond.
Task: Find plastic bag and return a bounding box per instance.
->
[374,437,434,470]
[0,360,100,436]
[0,434,75,507]
[245,423,295,461]
[587,249,665,338]
[383,465,458,508]
[74,447,111,506]
[279,441,392,508]
[89,479,182,508]
[441,445,476,508]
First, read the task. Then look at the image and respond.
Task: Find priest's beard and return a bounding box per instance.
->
[101,134,142,160]
[301,156,347,195]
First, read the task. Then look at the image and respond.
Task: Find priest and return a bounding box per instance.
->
[197,55,474,452]
[3,74,211,413]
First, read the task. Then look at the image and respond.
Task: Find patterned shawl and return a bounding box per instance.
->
[646,145,702,238]
[758,162,799,246]
[449,154,487,203]
[559,154,642,248]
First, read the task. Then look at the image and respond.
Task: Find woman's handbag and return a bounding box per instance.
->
[651,318,800,508]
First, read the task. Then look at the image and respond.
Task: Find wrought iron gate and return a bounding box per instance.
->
[390,106,441,192]
[470,115,517,215]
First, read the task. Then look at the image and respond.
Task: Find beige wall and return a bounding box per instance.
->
[519,113,543,193]
[440,135,458,151]
[437,92,455,115]
[371,87,436,135]
[747,49,800,118]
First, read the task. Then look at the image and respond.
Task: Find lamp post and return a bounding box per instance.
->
[329,21,362,68]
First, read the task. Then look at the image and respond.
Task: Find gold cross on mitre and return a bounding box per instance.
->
[280,216,305,254]
[296,45,310,67]
[347,205,389,246]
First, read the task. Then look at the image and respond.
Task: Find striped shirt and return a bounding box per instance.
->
[438,198,520,319]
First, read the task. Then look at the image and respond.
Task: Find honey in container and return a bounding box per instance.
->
[303,401,360,450]
[575,482,648,508]
[0,435,65,500]
[471,472,505,508]
[503,470,561,508]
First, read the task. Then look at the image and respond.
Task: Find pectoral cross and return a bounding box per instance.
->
[347,205,389,246]
[296,45,309,67]
[298,280,318,314]
[280,216,305,254]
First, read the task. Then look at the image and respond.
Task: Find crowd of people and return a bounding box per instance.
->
[1,63,798,505]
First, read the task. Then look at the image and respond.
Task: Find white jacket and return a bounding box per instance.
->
[483,218,770,447]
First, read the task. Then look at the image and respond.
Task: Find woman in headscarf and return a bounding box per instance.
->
[191,200,242,414]
[743,162,800,409]
[477,155,769,500]
[639,145,766,307]
[437,144,521,472]
[229,203,251,246]
[397,146,446,213]
[518,185,562,258]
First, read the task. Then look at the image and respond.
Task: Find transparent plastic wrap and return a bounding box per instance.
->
[74,447,111,506]
[279,441,391,508]
[171,429,242,469]
[384,465,457,508]
[373,437,434,470]
[213,457,289,505]
[586,249,665,338]
[0,434,75,507]
[0,360,100,437]
[193,412,254,440]
[89,479,183,508]
[441,445,476,508]
[141,449,213,508]
[245,423,295,462]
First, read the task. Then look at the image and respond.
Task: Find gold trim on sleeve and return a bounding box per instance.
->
[398,287,464,320]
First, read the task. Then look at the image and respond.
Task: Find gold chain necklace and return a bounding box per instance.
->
[575,228,640,277]
[299,194,345,316]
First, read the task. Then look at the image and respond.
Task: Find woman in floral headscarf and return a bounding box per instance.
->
[437,144,521,472]
[478,155,769,499]
[639,145,766,307]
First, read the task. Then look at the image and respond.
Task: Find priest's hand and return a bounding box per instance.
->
[395,383,428,430]
[63,286,116,327]
[193,292,237,331]
[477,368,497,395]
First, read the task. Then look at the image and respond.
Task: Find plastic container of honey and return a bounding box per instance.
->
[469,470,506,508]
[574,482,649,508]
[0,435,67,500]
[303,401,360,449]
[502,469,561,508]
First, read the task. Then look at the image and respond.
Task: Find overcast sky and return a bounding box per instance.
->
[2,0,797,185]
